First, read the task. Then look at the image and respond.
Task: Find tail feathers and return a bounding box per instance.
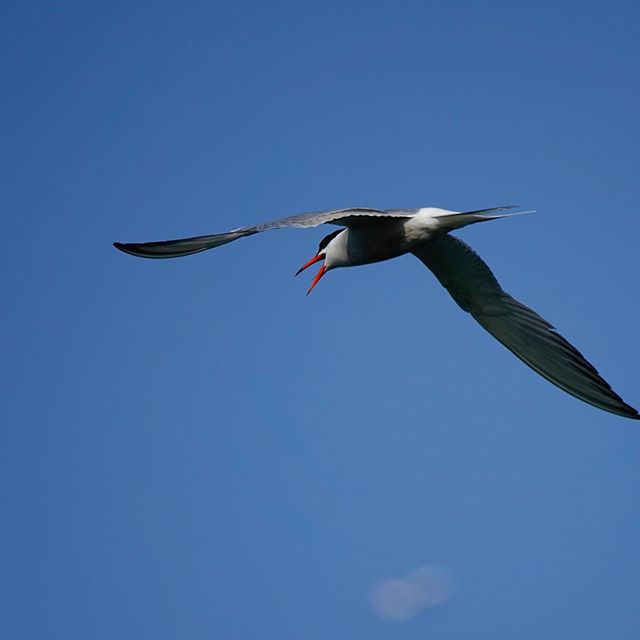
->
[113,229,256,259]
[433,206,534,232]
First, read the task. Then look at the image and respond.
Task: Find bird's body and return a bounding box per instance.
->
[320,208,513,269]
[115,205,639,420]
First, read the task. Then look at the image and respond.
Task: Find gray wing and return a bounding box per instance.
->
[113,207,415,259]
[412,234,639,419]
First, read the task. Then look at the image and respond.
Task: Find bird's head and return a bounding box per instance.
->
[295,229,344,295]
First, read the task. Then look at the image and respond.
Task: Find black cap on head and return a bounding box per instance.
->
[318,229,342,254]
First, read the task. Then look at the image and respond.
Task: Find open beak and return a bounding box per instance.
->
[295,253,327,295]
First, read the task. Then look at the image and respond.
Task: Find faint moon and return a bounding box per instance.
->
[369,565,454,621]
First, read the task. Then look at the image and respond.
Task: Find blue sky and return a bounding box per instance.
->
[3,1,640,638]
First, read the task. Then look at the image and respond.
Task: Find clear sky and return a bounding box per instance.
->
[3,1,640,638]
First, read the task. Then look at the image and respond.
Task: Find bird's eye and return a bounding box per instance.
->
[318,229,342,253]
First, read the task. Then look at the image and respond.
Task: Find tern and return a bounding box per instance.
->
[114,205,638,420]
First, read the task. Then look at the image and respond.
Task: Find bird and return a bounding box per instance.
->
[114,205,639,420]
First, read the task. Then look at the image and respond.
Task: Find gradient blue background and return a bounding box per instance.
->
[3,1,640,638]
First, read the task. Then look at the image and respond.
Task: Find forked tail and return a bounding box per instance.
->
[433,206,534,232]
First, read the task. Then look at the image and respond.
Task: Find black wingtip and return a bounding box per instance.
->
[113,241,145,258]
[113,241,132,255]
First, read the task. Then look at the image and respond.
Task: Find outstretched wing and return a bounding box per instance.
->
[113,207,416,259]
[412,234,639,419]
[254,207,415,230]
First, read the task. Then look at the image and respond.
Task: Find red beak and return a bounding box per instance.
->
[295,253,327,295]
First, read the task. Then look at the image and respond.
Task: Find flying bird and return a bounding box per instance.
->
[114,206,639,420]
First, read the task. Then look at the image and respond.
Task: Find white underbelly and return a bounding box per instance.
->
[341,219,435,266]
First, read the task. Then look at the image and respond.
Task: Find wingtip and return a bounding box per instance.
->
[113,241,132,255]
[609,400,640,420]
[113,241,144,258]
